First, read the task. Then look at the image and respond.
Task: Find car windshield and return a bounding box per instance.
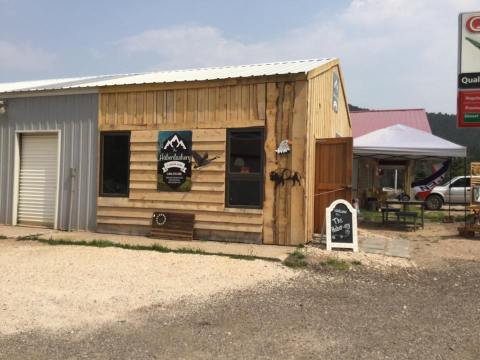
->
[453,178,470,187]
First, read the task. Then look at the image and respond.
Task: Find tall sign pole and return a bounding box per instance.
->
[458,12,480,127]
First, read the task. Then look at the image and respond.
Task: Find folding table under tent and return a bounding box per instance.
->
[352,124,467,219]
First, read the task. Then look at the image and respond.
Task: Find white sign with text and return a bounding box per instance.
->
[459,12,480,75]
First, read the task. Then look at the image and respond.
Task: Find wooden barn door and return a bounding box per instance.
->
[314,138,353,234]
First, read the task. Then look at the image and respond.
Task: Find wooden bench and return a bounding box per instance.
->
[381,208,400,225]
[395,211,418,231]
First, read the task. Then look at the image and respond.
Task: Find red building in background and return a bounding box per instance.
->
[350,109,431,138]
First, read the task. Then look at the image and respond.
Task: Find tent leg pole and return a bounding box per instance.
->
[449,157,452,219]
[356,159,361,204]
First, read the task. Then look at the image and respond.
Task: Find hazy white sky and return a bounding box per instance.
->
[1,0,479,113]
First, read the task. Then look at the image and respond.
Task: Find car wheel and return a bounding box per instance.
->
[426,194,443,210]
[400,194,410,201]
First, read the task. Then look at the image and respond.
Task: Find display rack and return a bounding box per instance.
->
[458,162,480,237]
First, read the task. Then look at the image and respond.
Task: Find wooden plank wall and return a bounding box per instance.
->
[97,80,307,245]
[97,128,265,236]
[99,84,266,130]
[263,81,307,245]
[305,64,353,242]
[309,65,351,139]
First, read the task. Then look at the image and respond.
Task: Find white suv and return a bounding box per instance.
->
[425,176,478,210]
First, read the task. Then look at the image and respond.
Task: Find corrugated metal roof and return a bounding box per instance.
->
[350,109,432,138]
[88,58,334,87]
[0,74,133,94]
[0,58,334,95]
[0,76,93,93]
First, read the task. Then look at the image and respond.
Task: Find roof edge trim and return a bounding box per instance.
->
[0,87,98,99]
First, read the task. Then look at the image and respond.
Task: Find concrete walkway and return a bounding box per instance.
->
[0,225,294,261]
[0,225,409,260]
[359,229,410,258]
[0,225,56,240]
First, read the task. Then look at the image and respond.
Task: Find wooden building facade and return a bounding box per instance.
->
[95,59,352,245]
[0,59,351,245]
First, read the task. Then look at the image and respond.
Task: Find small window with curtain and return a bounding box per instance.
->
[226,128,264,208]
[100,132,130,197]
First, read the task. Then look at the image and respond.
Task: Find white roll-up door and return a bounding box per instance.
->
[18,134,58,228]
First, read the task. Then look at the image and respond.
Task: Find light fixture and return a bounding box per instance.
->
[0,100,6,115]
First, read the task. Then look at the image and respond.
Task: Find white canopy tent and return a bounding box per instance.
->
[354,124,467,159]
[353,125,468,217]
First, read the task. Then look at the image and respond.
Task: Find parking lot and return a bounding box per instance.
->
[0,224,479,359]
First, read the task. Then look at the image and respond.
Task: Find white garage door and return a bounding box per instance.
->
[18,134,58,227]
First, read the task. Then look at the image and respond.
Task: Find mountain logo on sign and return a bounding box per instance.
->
[164,135,187,151]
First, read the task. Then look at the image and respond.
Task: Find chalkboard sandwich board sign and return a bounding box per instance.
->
[326,199,358,252]
[150,211,195,241]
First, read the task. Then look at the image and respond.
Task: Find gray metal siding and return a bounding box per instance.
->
[0,94,98,231]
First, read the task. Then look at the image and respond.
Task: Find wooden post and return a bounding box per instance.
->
[263,83,279,244]
[289,81,307,245]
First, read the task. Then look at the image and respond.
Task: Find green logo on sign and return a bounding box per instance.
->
[464,113,480,122]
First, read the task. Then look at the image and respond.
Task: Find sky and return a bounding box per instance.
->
[0,0,479,113]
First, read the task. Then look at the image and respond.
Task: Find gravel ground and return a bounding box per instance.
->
[1,259,479,359]
[304,244,413,269]
[0,240,297,335]
[360,222,480,267]
[1,227,479,359]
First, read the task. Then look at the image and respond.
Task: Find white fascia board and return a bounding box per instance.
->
[0,87,98,99]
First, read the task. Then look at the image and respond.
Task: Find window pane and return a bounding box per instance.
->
[452,178,469,187]
[229,131,262,174]
[379,167,405,190]
[228,179,262,207]
[102,134,130,195]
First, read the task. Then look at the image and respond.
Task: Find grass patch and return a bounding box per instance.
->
[86,240,117,248]
[151,243,170,252]
[360,208,466,223]
[175,247,207,255]
[17,234,41,241]
[284,248,308,268]
[228,254,257,261]
[16,237,281,263]
[314,257,356,271]
[325,258,351,270]
[360,210,383,222]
